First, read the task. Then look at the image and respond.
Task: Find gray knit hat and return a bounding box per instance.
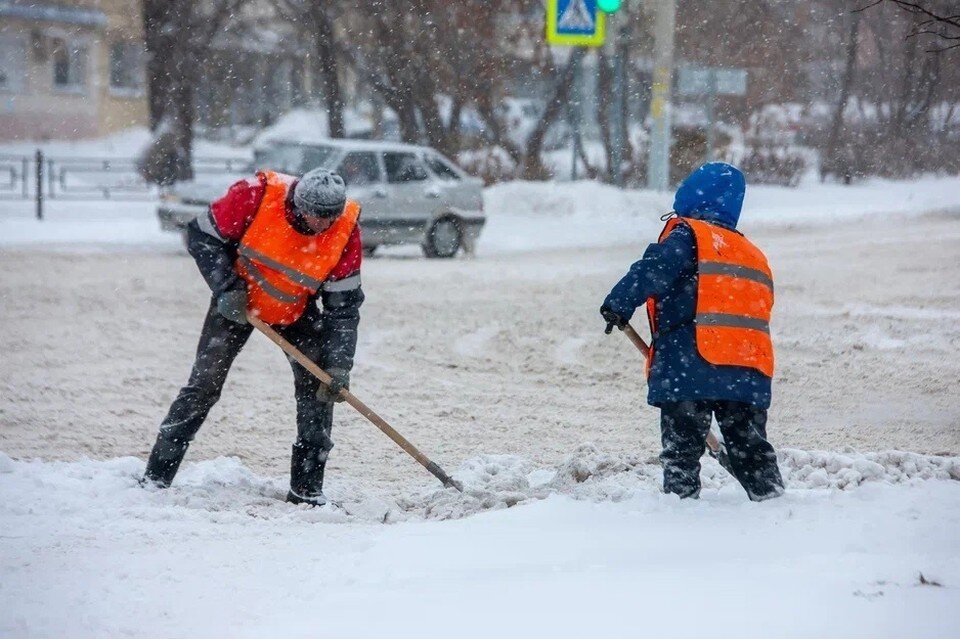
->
[293,168,347,218]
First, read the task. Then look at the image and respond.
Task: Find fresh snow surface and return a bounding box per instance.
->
[252,107,389,146]
[1,448,958,638]
[480,174,960,253]
[0,126,247,159]
[0,201,179,249]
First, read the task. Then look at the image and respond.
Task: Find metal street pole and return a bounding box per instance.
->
[569,50,583,181]
[619,24,631,186]
[647,0,675,191]
[611,24,627,187]
[705,70,717,163]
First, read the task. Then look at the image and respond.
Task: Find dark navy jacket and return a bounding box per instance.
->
[602,163,772,409]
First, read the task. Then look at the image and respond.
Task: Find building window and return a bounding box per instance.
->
[0,35,26,92]
[109,42,144,93]
[51,37,87,91]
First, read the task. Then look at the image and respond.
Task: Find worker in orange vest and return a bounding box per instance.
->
[600,163,784,501]
[142,168,364,506]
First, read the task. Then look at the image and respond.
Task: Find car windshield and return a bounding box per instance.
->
[253,144,338,175]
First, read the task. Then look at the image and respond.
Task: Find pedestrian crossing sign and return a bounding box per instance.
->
[547,0,606,47]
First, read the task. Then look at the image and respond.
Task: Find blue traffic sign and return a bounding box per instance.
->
[547,0,606,47]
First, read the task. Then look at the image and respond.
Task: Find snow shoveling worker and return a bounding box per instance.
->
[142,168,363,506]
[600,162,785,502]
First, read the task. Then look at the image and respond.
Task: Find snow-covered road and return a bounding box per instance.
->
[1,189,959,637]
[1,211,958,485]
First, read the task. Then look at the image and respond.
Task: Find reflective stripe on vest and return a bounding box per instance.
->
[646,216,775,378]
[236,170,360,325]
[698,261,774,291]
[696,312,770,334]
[238,245,326,290]
[237,255,301,304]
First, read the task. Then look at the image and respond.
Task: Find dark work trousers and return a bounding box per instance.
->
[660,400,784,501]
[144,298,333,489]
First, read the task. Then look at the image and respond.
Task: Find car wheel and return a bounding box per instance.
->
[422,216,462,259]
[362,245,378,257]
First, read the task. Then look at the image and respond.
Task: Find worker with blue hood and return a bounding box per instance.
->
[600,162,784,501]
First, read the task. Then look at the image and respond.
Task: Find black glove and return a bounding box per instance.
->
[600,305,627,335]
[217,288,248,324]
[316,367,350,403]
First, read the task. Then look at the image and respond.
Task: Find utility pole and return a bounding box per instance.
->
[569,50,583,181]
[647,0,675,191]
[610,23,628,187]
[705,70,717,163]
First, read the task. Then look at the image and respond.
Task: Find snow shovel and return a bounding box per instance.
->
[248,313,463,492]
[614,321,735,475]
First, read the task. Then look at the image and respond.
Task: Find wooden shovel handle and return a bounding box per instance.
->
[248,314,462,492]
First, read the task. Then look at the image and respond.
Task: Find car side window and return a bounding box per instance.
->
[424,154,461,181]
[384,152,428,183]
[337,152,381,186]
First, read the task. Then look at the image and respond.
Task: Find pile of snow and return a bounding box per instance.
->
[2,447,958,638]
[2,445,956,526]
[481,180,672,252]
[403,444,960,521]
[479,174,960,253]
[253,107,391,146]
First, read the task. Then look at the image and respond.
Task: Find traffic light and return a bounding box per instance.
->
[597,0,622,13]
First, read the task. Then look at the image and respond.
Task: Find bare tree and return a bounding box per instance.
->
[141,0,247,183]
[270,1,346,138]
[823,6,861,182]
[859,0,960,51]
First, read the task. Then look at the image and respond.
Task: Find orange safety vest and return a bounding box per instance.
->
[646,216,775,377]
[235,171,360,326]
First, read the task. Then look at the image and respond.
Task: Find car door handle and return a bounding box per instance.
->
[424,188,441,198]
[374,187,388,198]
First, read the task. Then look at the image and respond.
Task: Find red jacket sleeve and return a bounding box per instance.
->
[208,176,266,241]
[327,225,363,282]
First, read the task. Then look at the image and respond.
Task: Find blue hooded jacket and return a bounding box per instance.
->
[602,162,771,409]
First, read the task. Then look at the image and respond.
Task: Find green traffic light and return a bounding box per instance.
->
[597,0,622,13]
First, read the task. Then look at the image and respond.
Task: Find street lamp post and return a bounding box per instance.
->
[647,0,675,191]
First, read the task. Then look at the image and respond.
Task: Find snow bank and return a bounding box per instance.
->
[480,180,672,252]
[3,169,958,251]
[2,448,958,638]
[479,175,960,253]
[2,445,956,526]
[2,123,956,252]
[403,444,960,521]
[252,107,380,146]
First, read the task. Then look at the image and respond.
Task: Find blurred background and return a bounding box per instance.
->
[1,0,957,193]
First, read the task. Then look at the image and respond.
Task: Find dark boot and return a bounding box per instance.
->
[142,300,252,489]
[714,401,785,501]
[287,443,328,506]
[660,401,712,498]
[142,434,190,488]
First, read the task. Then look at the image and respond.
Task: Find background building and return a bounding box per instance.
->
[0,0,148,141]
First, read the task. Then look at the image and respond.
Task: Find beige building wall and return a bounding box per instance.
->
[0,0,148,142]
[97,0,147,136]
